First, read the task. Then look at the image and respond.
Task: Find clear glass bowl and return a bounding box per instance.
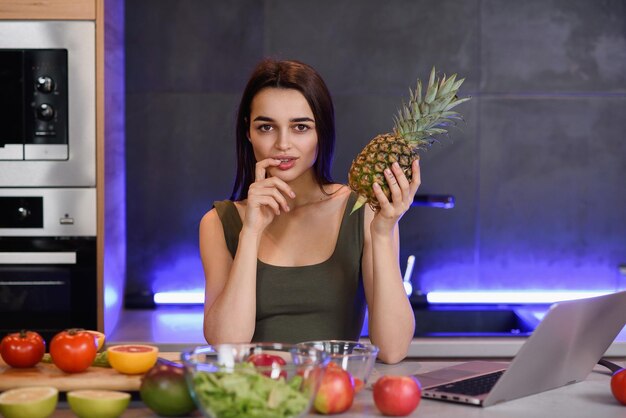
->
[296,340,379,385]
[181,343,328,418]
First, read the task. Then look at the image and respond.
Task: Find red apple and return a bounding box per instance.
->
[248,353,287,379]
[611,368,626,405]
[247,353,286,367]
[314,363,355,414]
[373,375,421,416]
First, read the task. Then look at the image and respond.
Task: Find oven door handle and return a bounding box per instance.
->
[0,252,77,264]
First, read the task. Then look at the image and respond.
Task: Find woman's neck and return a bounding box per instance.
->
[287,170,338,208]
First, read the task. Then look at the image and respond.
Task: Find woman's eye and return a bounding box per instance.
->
[294,124,310,132]
[258,124,273,132]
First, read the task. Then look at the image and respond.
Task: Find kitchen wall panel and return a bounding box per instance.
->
[124,0,626,306]
[477,97,626,290]
[481,0,626,92]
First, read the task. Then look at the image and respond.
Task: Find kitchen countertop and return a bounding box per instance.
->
[45,359,626,417]
[108,307,626,358]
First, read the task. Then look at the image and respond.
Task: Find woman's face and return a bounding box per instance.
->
[248,87,318,182]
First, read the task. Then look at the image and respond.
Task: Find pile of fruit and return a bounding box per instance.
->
[0,329,194,418]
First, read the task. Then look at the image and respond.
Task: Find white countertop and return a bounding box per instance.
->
[47,360,626,417]
[110,307,626,359]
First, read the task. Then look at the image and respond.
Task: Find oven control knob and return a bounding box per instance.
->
[36,103,55,121]
[17,207,31,219]
[36,76,55,93]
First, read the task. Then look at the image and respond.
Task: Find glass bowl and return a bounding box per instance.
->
[296,340,379,386]
[181,343,328,418]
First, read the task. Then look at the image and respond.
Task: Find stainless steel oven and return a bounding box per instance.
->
[0,21,95,187]
[0,189,97,342]
[0,21,97,342]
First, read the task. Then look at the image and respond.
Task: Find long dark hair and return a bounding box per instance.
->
[230,59,335,201]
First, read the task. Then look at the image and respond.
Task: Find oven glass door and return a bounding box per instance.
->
[0,50,24,154]
[0,237,97,343]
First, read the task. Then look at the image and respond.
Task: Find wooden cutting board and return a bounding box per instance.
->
[0,352,181,392]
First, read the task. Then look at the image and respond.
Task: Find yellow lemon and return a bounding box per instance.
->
[107,344,158,374]
[67,390,130,418]
[0,386,58,418]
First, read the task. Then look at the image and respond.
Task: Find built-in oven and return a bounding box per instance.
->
[0,189,97,342]
[0,49,69,161]
[0,21,98,341]
[0,21,95,187]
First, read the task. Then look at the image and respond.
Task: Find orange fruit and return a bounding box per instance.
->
[107,345,158,375]
[85,331,106,351]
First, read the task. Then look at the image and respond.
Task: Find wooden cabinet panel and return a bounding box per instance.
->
[0,0,95,20]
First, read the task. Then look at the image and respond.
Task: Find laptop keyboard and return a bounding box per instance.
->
[431,370,505,396]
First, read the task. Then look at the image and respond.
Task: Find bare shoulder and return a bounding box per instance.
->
[199,208,230,262]
[325,183,351,203]
[200,207,220,230]
[199,208,228,244]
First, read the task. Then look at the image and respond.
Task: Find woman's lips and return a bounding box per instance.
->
[275,157,297,170]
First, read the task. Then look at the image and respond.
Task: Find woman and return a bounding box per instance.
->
[199,59,419,363]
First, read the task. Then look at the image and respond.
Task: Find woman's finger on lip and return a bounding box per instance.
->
[254,158,281,181]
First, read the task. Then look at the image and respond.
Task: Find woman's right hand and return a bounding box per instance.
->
[243,158,295,233]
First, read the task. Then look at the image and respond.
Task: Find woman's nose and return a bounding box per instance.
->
[274,131,291,150]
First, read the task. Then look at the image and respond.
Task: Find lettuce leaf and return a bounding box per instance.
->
[192,364,308,418]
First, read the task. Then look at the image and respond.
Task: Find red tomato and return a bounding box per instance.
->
[0,330,46,368]
[373,375,421,416]
[314,363,355,414]
[49,329,97,373]
[611,368,626,405]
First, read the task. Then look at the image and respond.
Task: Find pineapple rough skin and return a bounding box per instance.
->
[348,67,470,213]
[348,133,418,212]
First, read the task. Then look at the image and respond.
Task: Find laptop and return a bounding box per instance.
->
[414,290,626,407]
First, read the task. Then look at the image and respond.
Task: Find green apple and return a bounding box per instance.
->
[67,390,130,418]
[0,386,58,418]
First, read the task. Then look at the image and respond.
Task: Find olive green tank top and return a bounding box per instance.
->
[213,191,366,343]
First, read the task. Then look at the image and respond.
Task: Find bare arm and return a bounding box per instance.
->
[362,159,420,364]
[200,158,294,344]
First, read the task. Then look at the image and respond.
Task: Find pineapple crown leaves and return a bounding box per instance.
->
[393,67,471,150]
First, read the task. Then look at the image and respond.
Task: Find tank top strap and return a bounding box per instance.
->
[213,200,242,258]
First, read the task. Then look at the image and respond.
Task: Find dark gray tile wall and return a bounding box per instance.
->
[125,0,626,304]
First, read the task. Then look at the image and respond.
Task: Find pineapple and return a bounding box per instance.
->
[348,67,470,212]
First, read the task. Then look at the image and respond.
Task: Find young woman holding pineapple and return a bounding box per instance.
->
[199,59,420,364]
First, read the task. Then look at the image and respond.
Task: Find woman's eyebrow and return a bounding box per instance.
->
[252,116,315,123]
[253,116,274,122]
[290,117,315,123]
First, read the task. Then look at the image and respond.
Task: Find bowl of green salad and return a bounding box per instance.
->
[181,343,329,418]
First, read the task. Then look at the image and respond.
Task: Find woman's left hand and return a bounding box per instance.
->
[371,159,421,234]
